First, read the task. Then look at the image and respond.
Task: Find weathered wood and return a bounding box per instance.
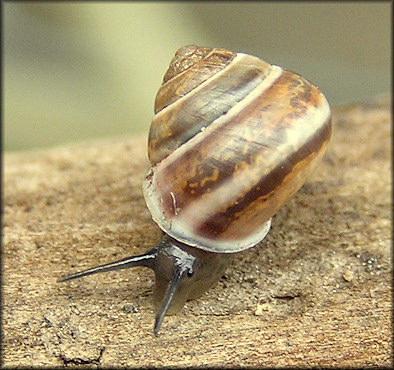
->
[2,95,392,367]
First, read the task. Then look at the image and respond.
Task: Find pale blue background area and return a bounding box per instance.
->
[4,2,391,151]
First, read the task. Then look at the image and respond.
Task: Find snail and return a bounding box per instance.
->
[59,45,332,335]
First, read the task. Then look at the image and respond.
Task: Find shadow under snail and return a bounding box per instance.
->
[59,45,332,335]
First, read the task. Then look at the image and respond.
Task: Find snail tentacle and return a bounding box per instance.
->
[154,259,194,336]
[58,250,157,282]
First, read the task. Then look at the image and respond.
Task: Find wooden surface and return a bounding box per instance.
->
[3,95,392,367]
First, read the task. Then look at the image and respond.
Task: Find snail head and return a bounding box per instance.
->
[59,235,233,335]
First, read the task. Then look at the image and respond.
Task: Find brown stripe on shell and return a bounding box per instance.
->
[194,115,332,238]
[150,70,327,206]
[148,53,272,166]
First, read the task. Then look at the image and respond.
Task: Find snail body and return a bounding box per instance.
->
[60,45,332,335]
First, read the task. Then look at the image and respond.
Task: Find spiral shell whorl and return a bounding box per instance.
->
[160,45,213,87]
[149,46,271,166]
[144,45,331,253]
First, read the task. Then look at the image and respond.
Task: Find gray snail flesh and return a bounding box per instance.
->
[59,45,332,335]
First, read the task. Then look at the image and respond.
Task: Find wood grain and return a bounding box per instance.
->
[2,95,391,367]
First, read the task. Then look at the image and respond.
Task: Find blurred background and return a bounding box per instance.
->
[4,2,391,152]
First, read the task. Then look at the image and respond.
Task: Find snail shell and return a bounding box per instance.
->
[60,45,331,335]
[144,45,331,253]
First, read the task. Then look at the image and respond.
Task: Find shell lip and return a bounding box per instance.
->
[160,218,272,253]
[142,167,272,253]
[143,178,272,254]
